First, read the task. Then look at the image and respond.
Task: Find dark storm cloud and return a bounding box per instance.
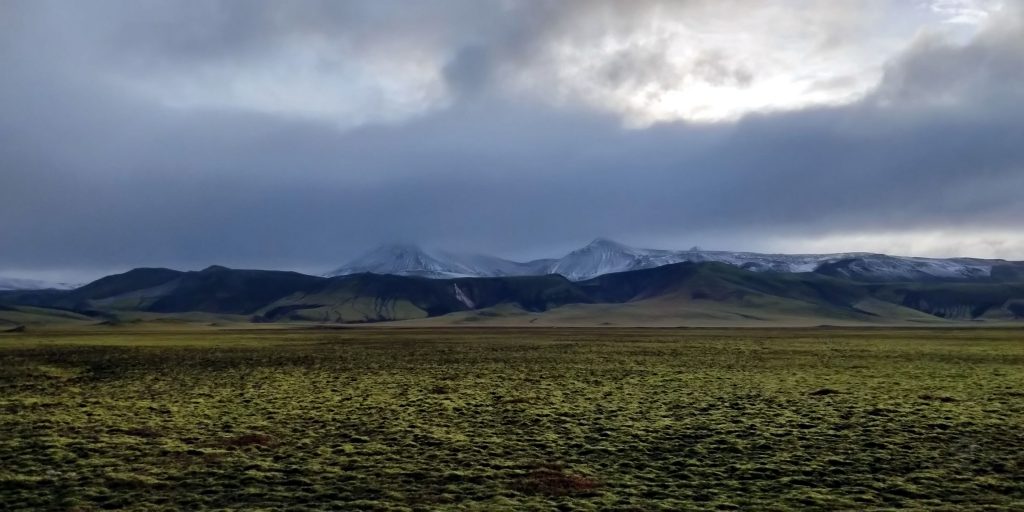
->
[1,1,1023,280]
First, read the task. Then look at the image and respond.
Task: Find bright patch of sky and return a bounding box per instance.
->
[768,229,1024,261]
[111,0,1004,127]
[533,0,1004,124]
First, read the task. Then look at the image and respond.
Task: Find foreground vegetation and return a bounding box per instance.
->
[1,326,1023,510]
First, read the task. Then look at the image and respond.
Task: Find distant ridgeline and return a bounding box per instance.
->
[2,257,1024,326]
[323,238,1024,282]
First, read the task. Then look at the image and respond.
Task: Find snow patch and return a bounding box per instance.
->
[453,284,475,309]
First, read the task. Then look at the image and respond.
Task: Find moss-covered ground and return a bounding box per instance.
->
[1,327,1023,510]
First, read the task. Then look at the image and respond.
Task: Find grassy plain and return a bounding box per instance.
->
[1,326,1023,510]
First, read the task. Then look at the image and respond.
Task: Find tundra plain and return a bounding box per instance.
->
[1,326,1023,510]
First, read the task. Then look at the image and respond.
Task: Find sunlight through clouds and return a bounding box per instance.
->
[80,0,1004,127]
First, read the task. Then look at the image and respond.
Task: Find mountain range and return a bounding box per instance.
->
[2,255,1024,328]
[327,238,1024,283]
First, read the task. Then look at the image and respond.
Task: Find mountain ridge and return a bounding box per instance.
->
[3,260,1024,327]
[326,238,1023,283]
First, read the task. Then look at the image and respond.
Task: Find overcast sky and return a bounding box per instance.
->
[1,0,1023,281]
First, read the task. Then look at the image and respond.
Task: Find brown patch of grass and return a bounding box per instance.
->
[119,426,162,438]
[809,388,841,396]
[219,433,277,448]
[501,397,531,404]
[919,393,958,403]
[514,464,601,496]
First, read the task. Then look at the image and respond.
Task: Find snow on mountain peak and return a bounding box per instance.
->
[584,237,630,249]
[326,243,548,279]
[549,239,647,280]
[325,239,1010,283]
[326,243,470,278]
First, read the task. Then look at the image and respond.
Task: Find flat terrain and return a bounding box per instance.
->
[1,326,1023,510]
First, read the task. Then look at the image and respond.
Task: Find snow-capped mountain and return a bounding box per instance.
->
[325,244,552,279]
[0,277,78,291]
[326,239,1018,283]
[811,255,993,281]
[548,238,684,280]
[325,244,470,278]
[549,239,999,281]
[543,238,859,280]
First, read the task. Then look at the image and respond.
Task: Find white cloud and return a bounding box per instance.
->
[766,230,1024,260]
[476,0,1003,125]
[71,1,1002,128]
[927,0,1004,25]
[514,1,890,124]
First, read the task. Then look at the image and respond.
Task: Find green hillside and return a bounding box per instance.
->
[3,262,1024,327]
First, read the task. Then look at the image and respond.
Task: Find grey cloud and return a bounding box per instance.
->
[874,5,1024,106]
[443,45,496,97]
[691,51,754,88]
[1,1,1023,279]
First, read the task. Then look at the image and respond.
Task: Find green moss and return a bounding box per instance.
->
[1,327,1023,509]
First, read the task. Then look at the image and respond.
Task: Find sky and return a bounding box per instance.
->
[1,0,1023,282]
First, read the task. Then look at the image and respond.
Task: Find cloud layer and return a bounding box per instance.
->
[0,0,1021,280]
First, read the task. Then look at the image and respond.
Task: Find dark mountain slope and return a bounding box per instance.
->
[1,266,322,315]
[0,268,183,311]
[869,282,1024,320]
[0,289,71,310]
[450,274,591,312]
[145,266,324,314]
[579,262,867,307]
[256,273,591,322]
[257,273,467,322]
[70,268,184,301]
[991,263,1024,282]
[4,261,1024,325]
